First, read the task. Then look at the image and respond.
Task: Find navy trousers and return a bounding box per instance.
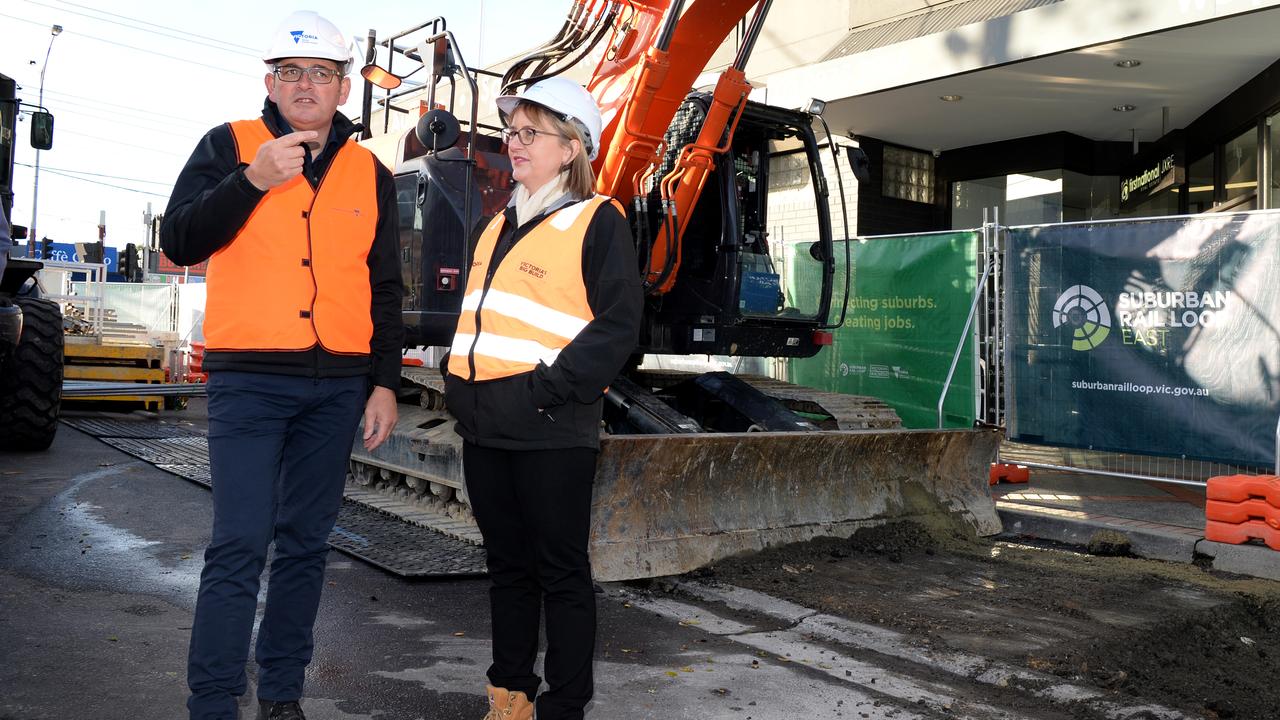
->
[464,442,598,720]
[187,371,366,720]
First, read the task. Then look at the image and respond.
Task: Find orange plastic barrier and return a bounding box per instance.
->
[989,463,1030,486]
[1206,474,1280,506]
[1204,475,1280,550]
[402,358,425,367]
[1204,518,1280,550]
[1205,499,1280,527]
[187,341,207,383]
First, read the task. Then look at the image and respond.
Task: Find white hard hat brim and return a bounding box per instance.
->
[495,94,522,119]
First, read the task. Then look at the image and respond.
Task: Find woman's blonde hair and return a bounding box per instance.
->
[515,100,596,199]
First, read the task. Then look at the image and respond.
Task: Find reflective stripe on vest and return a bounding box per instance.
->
[203,118,378,354]
[449,195,620,381]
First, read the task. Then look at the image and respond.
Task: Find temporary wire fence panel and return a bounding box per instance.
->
[1004,210,1280,470]
[785,230,981,429]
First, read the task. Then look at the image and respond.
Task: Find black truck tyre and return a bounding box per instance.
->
[0,297,64,451]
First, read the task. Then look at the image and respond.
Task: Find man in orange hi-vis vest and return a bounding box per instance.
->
[160,11,402,720]
[444,77,642,720]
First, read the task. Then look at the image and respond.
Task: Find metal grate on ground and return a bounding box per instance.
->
[62,416,203,439]
[99,436,211,466]
[62,416,485,577]
[158,464,214,487]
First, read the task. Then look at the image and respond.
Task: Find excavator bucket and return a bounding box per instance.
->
[590,428,1002,581]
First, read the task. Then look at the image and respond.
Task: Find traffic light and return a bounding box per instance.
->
[121,243,141,282]
[39,237,51,260]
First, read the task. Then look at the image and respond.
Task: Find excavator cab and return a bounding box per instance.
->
[390,93,836,359]
[636,93,835,358]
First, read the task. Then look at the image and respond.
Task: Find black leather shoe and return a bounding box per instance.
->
[258,700,306,720]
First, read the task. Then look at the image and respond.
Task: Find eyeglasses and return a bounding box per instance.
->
[273,65,340,84]
[501,126,567,146]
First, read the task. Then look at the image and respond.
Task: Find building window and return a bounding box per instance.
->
[1223,125,1258,209]
[1269,111,1280,209]
[882,145,934,204]
[950,170,1067,228]
[1186,153,1213,214]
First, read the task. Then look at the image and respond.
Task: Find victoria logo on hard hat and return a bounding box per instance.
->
[289,30,319,45]
[1052,284,1111,351]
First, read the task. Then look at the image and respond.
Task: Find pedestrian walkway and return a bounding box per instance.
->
[992,466,1280,581]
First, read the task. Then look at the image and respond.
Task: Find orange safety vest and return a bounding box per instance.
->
[449,195,621,381]
[203,118,379,354]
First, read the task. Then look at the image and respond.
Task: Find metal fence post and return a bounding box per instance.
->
[938,220,993,429]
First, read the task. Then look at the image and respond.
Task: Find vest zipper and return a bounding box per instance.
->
[305,146,350,358]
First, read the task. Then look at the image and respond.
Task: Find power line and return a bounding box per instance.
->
[18,87,212,128]
[23,165,171,199]
[20,0,260,58]
[16,92,209,136]
[21,103,202,140]
[16,92,205,138]
[0,12,259,79]
[56,128,189,157]
[47,0,261,53]
[16,162,175,187]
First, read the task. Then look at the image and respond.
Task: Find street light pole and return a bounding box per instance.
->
[29,23,63,257]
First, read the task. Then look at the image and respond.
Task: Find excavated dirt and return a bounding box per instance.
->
[705,521,1280,720]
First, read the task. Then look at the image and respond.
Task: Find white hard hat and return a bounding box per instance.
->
[263,10,351,66]
[496,77,603,161]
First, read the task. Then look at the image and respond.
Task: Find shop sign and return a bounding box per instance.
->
[1119,131,1185,210]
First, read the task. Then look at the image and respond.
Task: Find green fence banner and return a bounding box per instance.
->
[785,232,980,429]
[1006,212,1280,466]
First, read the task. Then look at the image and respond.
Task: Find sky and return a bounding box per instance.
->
[2,0,567,252]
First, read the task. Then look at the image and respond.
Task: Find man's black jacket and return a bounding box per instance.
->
[161,100,404,390]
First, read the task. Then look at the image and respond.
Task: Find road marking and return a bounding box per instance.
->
[626,581,1197,720]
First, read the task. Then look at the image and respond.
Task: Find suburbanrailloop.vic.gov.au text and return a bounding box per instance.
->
[1070,379,1209,398]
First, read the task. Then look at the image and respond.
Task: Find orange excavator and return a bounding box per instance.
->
[350,0,1000,581]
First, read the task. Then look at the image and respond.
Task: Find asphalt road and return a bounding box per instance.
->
[0,413,898,720]
[5,409,1250,720]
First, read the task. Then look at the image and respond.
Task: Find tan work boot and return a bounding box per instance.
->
[483,685,534,720]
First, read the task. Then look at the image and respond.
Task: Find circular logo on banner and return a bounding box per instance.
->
[1052,285,1111,351]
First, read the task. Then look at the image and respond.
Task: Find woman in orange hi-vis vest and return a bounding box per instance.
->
[444,77,642,720]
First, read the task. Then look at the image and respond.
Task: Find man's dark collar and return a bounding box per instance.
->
[260,98,360,154]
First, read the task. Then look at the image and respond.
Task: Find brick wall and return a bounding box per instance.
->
[766,139,861,250]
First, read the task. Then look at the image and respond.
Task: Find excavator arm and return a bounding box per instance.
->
[582,0,770,293]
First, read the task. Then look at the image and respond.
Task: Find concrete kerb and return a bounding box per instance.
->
[999,502,1280,580]
[1195,540,1280,582]
[996,502,1198,563]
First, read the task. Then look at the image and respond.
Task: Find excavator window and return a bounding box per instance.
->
[394,173,421,309]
